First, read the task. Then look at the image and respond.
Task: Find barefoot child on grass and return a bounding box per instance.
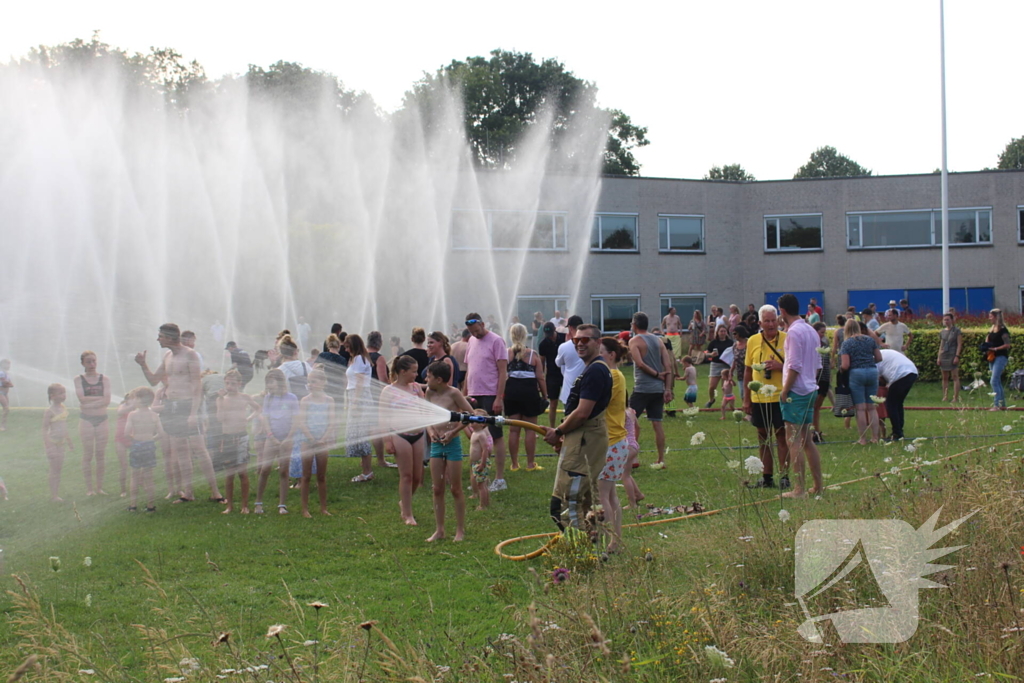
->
[719,367,736,419]
[680,356,698,408]
[113,393,134,497]
[257,369,298,515]
[297,368,335,518]
[424,360,474,542]
[217,369,261,514]
[468,409,492,510]
[125,387,161,512]
[43,383,74,502]
[621,406,645,512]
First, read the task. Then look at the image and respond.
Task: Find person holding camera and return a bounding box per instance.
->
[743,305,790,489]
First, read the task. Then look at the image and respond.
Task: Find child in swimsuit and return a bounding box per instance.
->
[719,367,736,419]
[114,392,134,497]
[297,368,335,518]
[680,356,698,407]
[621,406,645,511]
[258,369,298,515]
[217,369,262,515]
[468,409,492,511]
[424,360,474,542]
[43,383,74,502]
[380,356,426,526]
[125,386,162,512]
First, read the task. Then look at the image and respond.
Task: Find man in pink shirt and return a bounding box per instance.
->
[777,293,823,499]
[462,312,510,492]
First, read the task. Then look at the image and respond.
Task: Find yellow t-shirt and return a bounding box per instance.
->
[606,368,627,444]
[745,331,787,403]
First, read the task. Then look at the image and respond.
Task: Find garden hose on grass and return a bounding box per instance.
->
[493,436,1024,561]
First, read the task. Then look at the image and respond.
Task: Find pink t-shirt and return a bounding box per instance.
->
[465,331,507,396]
[782,317,822,396]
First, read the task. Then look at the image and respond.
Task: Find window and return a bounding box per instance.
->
[846,207,992,249]
[591,214,638,251]
[516,296,569,331]
[591,296,639,333]
[764,214,822,251]
[660,294,706,323]
[658,215,704,252]
[451,209,567,251]
[1018,206,1024,243]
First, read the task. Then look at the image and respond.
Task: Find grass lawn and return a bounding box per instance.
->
[2,366,1023,681]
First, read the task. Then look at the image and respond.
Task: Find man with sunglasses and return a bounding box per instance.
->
[543,324,612,532]
[463,313,510,491]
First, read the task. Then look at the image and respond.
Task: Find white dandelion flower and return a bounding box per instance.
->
[744,456,764,475]
[778,509,791,523]
[1003,425,1012,433]
[705,645,736,668]
[83,557,92,567]
[691,432,706,446]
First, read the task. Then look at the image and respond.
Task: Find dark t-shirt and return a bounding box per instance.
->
[402,348,430,377]
[538,336,564,383]
[988,328,1011,358]
[316,351,348,397]
[707,338,733,366]
[229,348,254,381]
[564,359,612,419]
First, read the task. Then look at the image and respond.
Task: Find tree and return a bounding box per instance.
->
[704,163,755,181]
[793,146,871,179]
[997,136,1024,170]
[245,61,367,115]
[403,49,649,175]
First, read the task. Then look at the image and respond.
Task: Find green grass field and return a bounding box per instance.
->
[2,369,1023,681]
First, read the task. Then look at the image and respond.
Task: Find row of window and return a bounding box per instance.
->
[452,208,1002,252]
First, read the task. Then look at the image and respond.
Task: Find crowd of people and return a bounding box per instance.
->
[4,300,1014,545]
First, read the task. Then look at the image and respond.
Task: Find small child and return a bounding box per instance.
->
[297,368,334,518]
[875,379,889,441]
[621,406,645,512]
[0,359,12,431]
[43,383,74,502]
[424,360,474,542]
[113,392,134,497]
[125,386,162,512]
[217,369,261,515]
[0,476,7,500]
[152,387,180,500]
[680,356,698,407]
[719,367,736,419]
[257,369,298,515]
[468,409,492,511]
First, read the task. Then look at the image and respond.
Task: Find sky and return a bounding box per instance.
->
[2,0,1020,181]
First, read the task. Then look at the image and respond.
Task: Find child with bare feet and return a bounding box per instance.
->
[257,369,298,515]
[113,393,133,497]
[424,361,474,542]
[0,359,12,431]
[380,356,426,526]
[719,368,736,419]
[297,368,335,518]
[680,356,698,408]
[217,369,261,514]
[43,383,74,502]
[468,409,492,511]
[621,407,645,513]
[125,387,162,512]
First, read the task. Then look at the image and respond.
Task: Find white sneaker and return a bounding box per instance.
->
[488,478,508,492]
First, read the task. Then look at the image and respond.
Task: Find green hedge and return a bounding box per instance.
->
[904,328,1023,381]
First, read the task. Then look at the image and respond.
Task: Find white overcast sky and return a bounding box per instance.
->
[3,0,1019,180]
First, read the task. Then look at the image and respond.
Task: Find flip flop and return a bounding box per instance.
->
[172,497,192,504]
[209,497,227,504]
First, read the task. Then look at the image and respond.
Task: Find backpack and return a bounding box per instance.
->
[1009,369,1024,396]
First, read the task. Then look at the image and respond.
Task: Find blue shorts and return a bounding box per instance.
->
[430,439,464,462]
[781,390,817,425]
[848,367,879,406]
[683,387,698,404]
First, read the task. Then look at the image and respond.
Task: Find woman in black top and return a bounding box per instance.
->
[401,327,430,377]
[987,308,1012,410]
[423,331,458,387]
[705,325,733,408]
[537,322,564,428]
[315,334,348,404]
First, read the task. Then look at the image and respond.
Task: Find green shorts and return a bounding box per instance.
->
[780,390,817,426]
[430,440,463,462]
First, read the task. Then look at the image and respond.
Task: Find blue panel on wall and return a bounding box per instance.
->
[966,287,993,314]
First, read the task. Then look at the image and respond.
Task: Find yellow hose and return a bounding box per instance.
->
[493,437,1024,561]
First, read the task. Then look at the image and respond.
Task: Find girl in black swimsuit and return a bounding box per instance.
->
[381,356,426,526]
[75,351,111,496]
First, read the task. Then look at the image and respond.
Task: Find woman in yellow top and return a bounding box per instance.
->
[597,336,630,553]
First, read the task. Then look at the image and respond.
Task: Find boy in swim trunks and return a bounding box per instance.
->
[125,386,162,512]
[217,369,262,515]
[424,361,475,542]
[468,410,492,511]
[680,356,698,407]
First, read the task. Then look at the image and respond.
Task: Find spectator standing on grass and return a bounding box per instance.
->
[985,308,1011,411]
[877,309,911,354]
[463,313,510,492]
[876,349,918,440]
[555,315,586,415]
[743,305,789,489]
[840,318,882,445]
[937,312,963,402]
[778,294,823,499]
[687,309,708,358]
[863,308,879,332]
[538,322,565,428]
[628,312,674,468]
[661,307,684,372]
[705,325,733,408]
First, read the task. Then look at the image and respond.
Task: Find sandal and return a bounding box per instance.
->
[127,506,138,512]
[382,461,399,468]
[525,464,545,471]
[209,497,227,504]
[145,506,156,513]
[172,497,192,504]
[254,502,264,514]
[278,504,289,515]
[351,472,374,483]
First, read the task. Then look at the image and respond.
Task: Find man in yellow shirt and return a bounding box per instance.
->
[743,305,790,489]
